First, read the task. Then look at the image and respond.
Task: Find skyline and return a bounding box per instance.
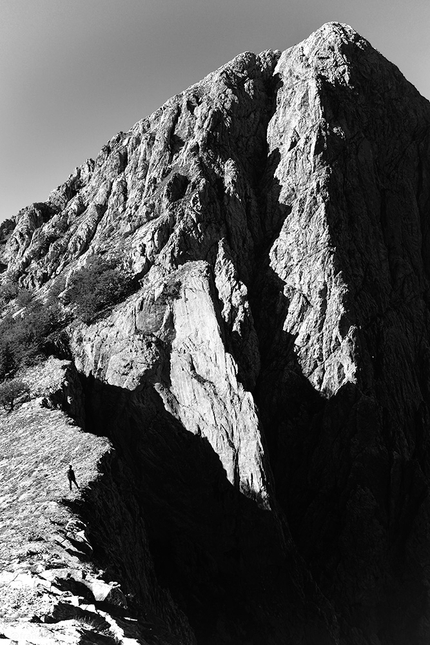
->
[1,0,429,223]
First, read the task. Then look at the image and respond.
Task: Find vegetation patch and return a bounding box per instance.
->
[0,297,64,381]
[0,275,19,307]
[0,378,30,412]
[0,255,136,381]
[63,255,134,324]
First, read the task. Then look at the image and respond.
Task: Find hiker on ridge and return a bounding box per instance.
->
[67,464,79,490]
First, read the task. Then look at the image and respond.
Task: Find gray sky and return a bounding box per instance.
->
[1,0,429,223]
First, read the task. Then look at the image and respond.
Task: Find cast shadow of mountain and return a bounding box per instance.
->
[67,373,337,645]
[251,228,430,645]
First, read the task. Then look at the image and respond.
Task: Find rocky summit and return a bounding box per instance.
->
[1,21,430,645]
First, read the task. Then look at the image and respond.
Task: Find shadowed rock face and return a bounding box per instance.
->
[2,21,430,645]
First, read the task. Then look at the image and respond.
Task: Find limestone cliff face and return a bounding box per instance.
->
[2,21,430,645]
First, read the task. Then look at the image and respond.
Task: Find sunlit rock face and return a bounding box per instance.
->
[2,20,430,645]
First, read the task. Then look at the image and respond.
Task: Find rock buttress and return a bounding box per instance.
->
[255,22,430,644]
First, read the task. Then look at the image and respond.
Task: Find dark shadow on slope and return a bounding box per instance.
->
[251,264,430,645]
[160,117,430,642]
[227,62,430,641]
[249,192,430,645]
[69,374,338,645]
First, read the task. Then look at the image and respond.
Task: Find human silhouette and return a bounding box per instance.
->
[67,465,79,490]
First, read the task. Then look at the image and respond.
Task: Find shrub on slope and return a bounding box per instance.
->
[0,299,63,380]
[0,378,30,412]
[63,255,133,324]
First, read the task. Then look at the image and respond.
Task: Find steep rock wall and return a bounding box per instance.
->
[254,23,430,644]
[71,264,338,643]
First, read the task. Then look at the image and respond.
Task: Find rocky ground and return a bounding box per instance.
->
[0,360,186,645]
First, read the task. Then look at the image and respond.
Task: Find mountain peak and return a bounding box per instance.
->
[296,21,367,53]
[314,20,361,39]
[2,24,430,645]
